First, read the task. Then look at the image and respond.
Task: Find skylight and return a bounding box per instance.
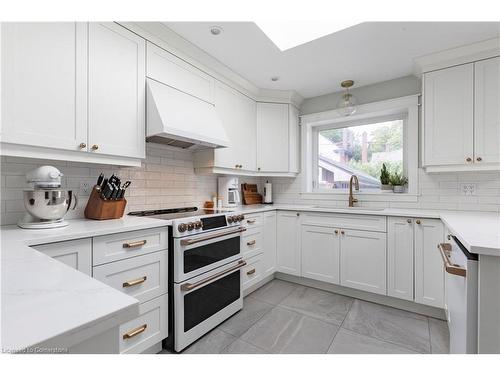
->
[255,20,357,51]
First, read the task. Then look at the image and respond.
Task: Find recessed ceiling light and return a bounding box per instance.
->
[255,21,358,51]
[210,26,223,36]
[271,77,279,82]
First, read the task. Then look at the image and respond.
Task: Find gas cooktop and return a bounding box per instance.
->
[128,206,236,221]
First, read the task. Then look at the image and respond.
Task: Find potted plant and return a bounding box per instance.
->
[380,163,391,191]
[390,172,408,193]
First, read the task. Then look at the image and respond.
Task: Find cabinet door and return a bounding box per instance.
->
[414,218,445,308]
[213,81,256,171]
[1,22,87,151]
[32,238,92,276]
[88,22,146,159]
[423,64,474,166]
[474,56,500,164]
[276,211,301,276]
[340,230,387,295]
[256,102,289,172]
[387,217,414,301]
[301,224,340,284]
[262,211,277,277]
[288,105,300,173]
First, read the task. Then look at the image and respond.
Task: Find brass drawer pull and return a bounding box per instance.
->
[91,144,99,151]
[247,219,256,224]
[247,240,256,246]
[334,229,339,234]
[122,276,147,288]
[123,324,147,340]
[181,260,247,291]
[123,239,147,249]
[416,219,421,225]
[247,268,256,275]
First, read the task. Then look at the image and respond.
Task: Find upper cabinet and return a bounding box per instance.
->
[87,23,145,159]
[256,103,300,174]
[421,51,500,172]
[1,23,88,152]
[1,22,145,166]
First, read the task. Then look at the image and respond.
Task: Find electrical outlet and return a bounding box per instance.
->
[460,183,476,196]
[79,181,91,196]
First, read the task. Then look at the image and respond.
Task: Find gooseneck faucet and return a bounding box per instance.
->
[348,175,359,207]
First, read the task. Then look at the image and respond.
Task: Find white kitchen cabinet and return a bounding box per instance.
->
[88,22,145,159]
[262,211,277,278]
[474,56,500,165]
[32,238,92,276]
[256,102,300,173]
[387,217,414,301]
[194,81,256,172]
[414,218,445,308]
[340,229,387,295]
[1,22,88,151]
[423,63,474,167]
[301,224,340,284]
[276,211,301,276]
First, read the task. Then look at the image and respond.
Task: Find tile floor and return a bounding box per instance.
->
[164,279,450,354]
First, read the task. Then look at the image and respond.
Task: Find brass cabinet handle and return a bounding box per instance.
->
[181,260,247,291]
[334,229,339,234]
[246,239,256,246]
[437,243,466,277]
[466,157,472,162]
[340,230,345,235]
[123,239,147,249]
[416,219,421,225]
[476,157,482,162]
[180,227,246,246]
[91,144,99,151]
[296,213,300,216]
[123,324,147,340]
[79,142,86,149]
[247,268,256,275]
[247,219,256,224]
[258,167,261,171]
[122,276,147,288]
[407,219,412,224]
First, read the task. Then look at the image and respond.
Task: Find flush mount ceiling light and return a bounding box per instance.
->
[337,80,358,116]
[209,26,223,36]
[255,20,357,51]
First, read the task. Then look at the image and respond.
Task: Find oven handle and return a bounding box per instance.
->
[180,260,247,291]
[437,243,467,277]
[180,227,246,246]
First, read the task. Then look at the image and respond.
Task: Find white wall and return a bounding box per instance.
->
[0,143,262,225]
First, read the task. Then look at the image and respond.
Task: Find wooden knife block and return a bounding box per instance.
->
[84,186,127,220]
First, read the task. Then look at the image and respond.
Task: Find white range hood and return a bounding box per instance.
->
[146,79,230,149]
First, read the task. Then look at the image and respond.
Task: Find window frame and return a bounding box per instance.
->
[300,95,419,202]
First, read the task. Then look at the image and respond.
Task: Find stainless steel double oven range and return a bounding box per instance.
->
[129,207,247,352]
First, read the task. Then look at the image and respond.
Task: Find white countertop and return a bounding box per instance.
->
[1,216,169,352]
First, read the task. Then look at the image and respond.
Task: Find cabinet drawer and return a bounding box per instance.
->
[93,251,167,304]
[243,213,263,229]
[241,227,263,260]
[93,227,168,265]
[242,254,263,291]
[302,212,387,232]
[146,42,213,104]
[32,238,92,276]
[119,294,168,354]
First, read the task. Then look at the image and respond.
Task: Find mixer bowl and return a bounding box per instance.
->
[23,189,78,221]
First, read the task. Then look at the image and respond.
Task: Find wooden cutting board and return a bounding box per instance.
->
[242,183,262,205]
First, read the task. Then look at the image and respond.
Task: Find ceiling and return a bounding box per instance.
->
[164,22,500,98]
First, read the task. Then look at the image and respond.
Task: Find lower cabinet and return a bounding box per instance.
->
[32,238,92,276]
[276,211,301,276]
[262,211,277,278]
[414,218,445,308]
[301,224,340,284]
[340,229,387,295]
[119,294,168,354]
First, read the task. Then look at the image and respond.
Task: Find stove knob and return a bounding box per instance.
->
[241,215,245,221]
[237,215,243,222]
[194,221,202,229]
[178,223,187,232]
[227,216,233,223]
[187,222,195,231]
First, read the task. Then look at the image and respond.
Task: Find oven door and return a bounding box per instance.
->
[174,227,245,282]
[174,259,246,352]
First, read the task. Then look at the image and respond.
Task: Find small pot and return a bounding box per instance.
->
[393,185,405,193]
[381,184,392,191]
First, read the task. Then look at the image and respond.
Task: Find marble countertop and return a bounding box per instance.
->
[1,216,169,352]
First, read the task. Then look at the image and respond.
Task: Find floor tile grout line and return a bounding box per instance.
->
[427,317,433,354]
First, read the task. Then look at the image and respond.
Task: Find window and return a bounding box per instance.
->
[316,118,404,190]
[301,95,419,199]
